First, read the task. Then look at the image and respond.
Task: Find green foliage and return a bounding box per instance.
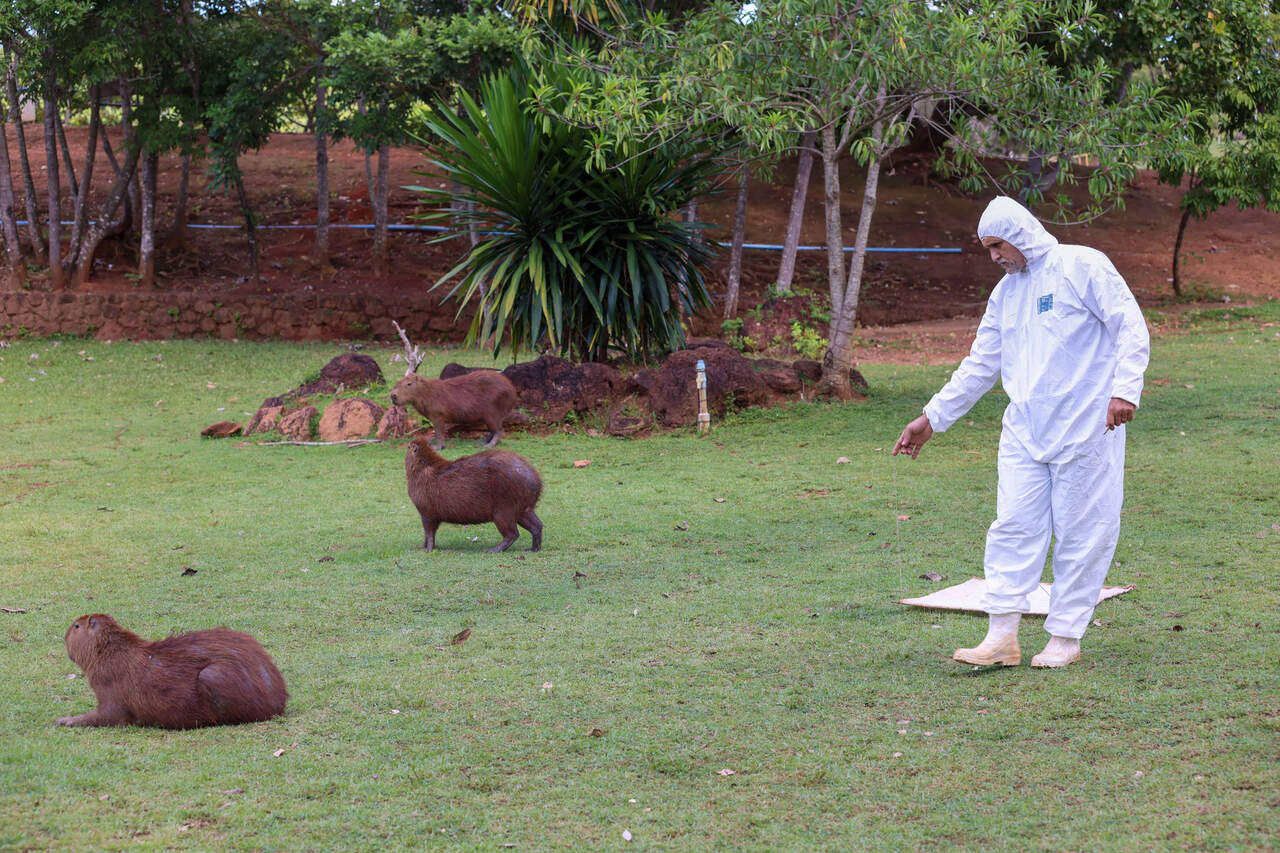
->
[720,316,756,353]
[413,65,715,363]
[1,333,1279,849]
[789,320,827,360]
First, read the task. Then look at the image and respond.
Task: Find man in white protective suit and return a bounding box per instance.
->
[892,196,1150,668]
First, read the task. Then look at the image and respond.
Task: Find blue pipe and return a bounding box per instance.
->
[15,220,962,253]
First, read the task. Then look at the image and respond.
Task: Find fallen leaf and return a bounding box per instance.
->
[836,457,851,464]
[0,606,26,613]
[622,830,633,842]
[573,459,591,468]
[99,794,109,801]
[572,570,587,588]
[180,567,197,577]
[896,514,911,521]
[451,628,471,645]
[541,681,553,694]
[892,752,903,758]
[919,572,944,582]
[317,555,334,563]
[589,727,606,737]
[272,748,285,757]
[1172,624,1183,632]
[674,521,689,530]
[717,768,736,776]
[221,788,244,795]
[714,497,725,503]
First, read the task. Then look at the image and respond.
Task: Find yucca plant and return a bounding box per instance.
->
[410,66,715,363]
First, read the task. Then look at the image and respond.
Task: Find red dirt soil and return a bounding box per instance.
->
[9,127,1280,363]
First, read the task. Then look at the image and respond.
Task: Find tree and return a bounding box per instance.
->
[1136,0,1280,295]
[413,65,715,362]
[323,2,520,276]
[534,0,1180,397]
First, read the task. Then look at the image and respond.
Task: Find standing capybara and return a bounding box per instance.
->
[405,433,543,552]
[389,370,519,450]
[57,614,287,729]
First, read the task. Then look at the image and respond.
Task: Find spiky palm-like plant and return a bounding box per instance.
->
[412,68,714,363]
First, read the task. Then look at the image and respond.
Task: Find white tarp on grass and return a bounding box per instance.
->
[900,577,1133,614]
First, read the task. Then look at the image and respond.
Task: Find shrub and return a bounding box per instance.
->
[411,65,714,363]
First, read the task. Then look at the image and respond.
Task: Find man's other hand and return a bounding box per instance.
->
[1106,397,1136,431]
[893,414,934,460]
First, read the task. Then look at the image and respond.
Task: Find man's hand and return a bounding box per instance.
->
[1106,397,1137,431]
[893,414,934,460]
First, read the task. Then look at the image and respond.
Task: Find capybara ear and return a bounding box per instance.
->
[88,616,98,631]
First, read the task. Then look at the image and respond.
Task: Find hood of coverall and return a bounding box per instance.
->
[977,196,1059,269]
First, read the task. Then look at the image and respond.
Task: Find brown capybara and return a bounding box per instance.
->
[389,370,519,450]
[57,614,287,729]
[405,433,543,552]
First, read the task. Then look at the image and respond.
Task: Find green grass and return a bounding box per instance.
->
[0,319,1277,851]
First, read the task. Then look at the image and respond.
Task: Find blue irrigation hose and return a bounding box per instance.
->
[17,220,963,253]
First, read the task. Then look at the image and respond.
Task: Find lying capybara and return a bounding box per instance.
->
[57,614,287,729]
[405,433,543,552]
[389,370,519,450]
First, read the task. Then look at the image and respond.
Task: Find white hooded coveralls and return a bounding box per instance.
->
[924,197,1150,638]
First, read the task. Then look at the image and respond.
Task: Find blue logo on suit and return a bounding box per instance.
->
[1038,294,1054,314]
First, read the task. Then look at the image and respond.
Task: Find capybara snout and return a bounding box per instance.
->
[405,434,543,553]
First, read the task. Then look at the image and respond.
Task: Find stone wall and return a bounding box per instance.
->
[0,289,473,343]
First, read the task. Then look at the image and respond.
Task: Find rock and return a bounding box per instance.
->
[201,421,243,438]
[758,367,802,394]
[262,353,385,406]
[624,368,658,396]
[278,406,317,441]
[793,360,822,381]
[317,398,383,441]
[245,405,285,435]
[500,355,620,422]
[375,404,413,440]
[606,408,651,437]
[647,346,769,428]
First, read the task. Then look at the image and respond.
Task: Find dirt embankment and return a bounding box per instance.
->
[3,127,1278,363]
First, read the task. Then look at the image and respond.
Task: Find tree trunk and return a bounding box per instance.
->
[371,142,389,277]
[139,151,158,288]
[723,167,749,321]
[6,54,44,261]
[0,113,26,286]
[776,129,816,293]
[161,153,190,250]
[314,76,330,266]
[1171,205,1191,298]
[234,171,259,283]
[42,79,64,289]
[817,95,889,400]
[73,143,141,285]
[55,102,78,201]
[819,123,845,319]
[64,85,99,278]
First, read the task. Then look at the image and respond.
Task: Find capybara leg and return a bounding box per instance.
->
[487,517,519,552]
[421,517,440,551]
[481,426,503,448]
[57,706,126,727]
[519,510,543,552]
[197,662,241,716]
[430,423,449,451]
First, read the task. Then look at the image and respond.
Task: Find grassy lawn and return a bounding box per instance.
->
[1,304,1277,851]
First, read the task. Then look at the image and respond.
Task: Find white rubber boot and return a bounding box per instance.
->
[1031,636,1081,668]
[953,613,1021,666]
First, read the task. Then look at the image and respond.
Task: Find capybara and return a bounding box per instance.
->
[389,370,519,450]
[405,433,543,552]
[57,614,287,729]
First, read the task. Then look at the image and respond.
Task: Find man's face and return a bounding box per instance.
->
[981,236,1026,274]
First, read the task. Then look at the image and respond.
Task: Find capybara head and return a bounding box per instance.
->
[65,614,129,668]
[389,373,427,407]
